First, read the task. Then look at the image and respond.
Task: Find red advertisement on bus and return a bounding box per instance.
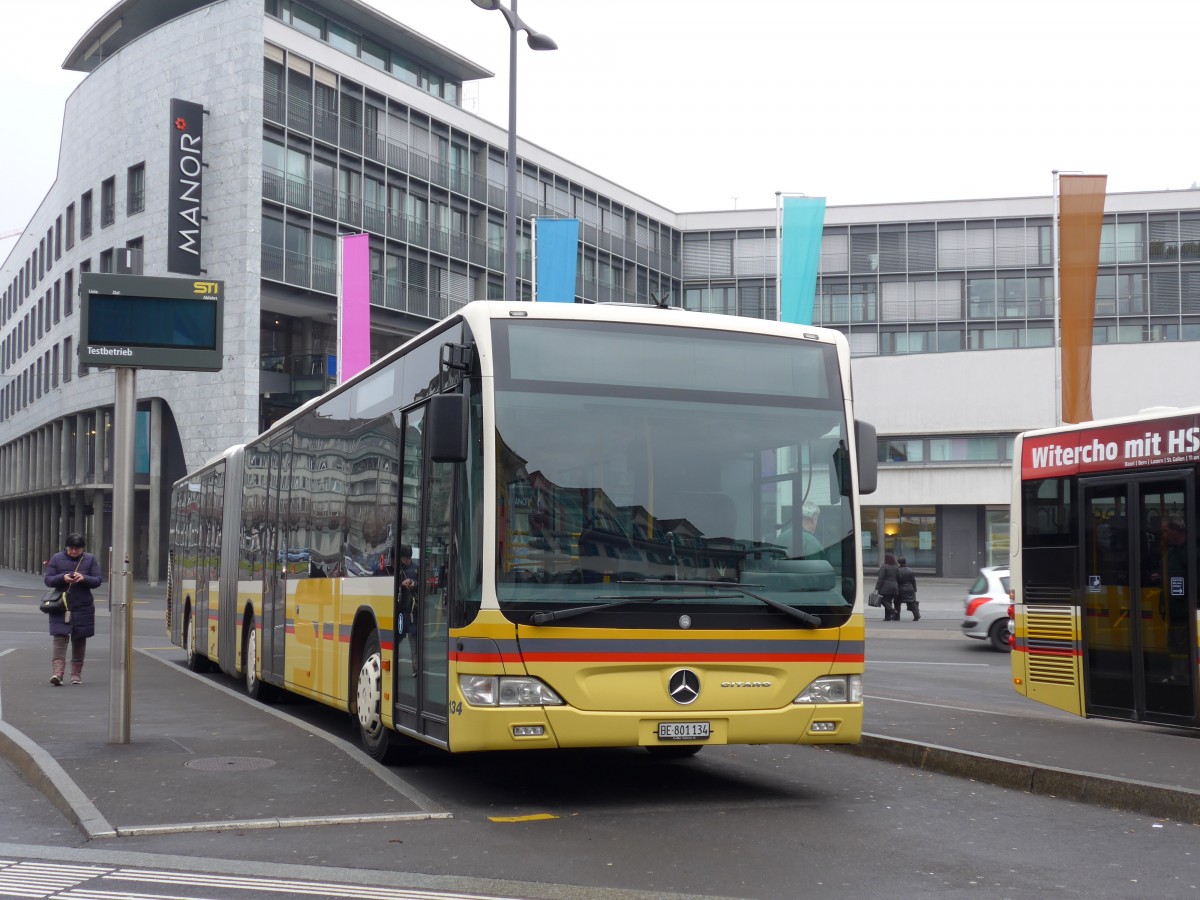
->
[1021,413,1200,479]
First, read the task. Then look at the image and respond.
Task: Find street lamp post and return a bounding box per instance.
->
[470,0,556,302]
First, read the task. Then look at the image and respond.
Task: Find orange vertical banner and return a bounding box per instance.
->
[1058,174,1106,424]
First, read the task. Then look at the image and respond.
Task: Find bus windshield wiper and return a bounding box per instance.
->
[527,579,821,627]
[529,593,704,625]
[649,580,823,628]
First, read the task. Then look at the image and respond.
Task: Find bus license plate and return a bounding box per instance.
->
[658,722,710,741]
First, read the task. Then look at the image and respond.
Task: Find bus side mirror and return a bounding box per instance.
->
[855,420,877,495]
[427,394,468,463]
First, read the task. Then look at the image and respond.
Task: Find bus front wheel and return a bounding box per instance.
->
[243,620,276,702]
[356,631,396,763]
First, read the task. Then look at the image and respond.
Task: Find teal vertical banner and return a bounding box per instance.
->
[535,218,579,303]
[780,196,826,325]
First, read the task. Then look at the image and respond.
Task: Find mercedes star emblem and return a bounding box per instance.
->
[668,668,701,705]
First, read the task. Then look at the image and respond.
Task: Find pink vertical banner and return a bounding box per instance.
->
[338,233,371,385]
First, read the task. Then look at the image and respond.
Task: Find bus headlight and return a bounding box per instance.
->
[794,675,862,704]
[459,675,564,707]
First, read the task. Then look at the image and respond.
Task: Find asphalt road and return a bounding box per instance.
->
[3,575,1200,899]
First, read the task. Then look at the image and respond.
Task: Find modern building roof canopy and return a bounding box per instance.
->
[64,0,494,82]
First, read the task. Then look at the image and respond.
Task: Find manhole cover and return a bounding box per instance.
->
[184,756,277,772]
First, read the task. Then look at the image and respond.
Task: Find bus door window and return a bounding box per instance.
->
[421,457,454,715]
[1139,482,1193,714]
[394,402,454,730]
[1082,483,1134,714]
[395,408,424,712]
[1084,476,1196,723]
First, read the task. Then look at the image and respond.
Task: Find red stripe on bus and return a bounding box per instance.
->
[451,651,860,664]
[1015,647,1081,657]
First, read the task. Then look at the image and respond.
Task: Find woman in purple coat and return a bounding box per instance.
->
[43,532,103,686]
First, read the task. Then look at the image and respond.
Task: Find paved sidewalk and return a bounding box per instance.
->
[0,568,446,838]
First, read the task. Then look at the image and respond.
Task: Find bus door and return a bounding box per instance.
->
[393,404,453,744]
[1080,473,1196,725]
[261,431,293,683]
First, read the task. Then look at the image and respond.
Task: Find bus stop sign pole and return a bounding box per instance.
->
[79,269,225,744]
[109,367,136,744]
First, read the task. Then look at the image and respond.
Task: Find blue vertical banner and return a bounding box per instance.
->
[779,196,826,325]
[534,218,579,303]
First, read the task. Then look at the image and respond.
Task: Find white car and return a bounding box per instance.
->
[962,566,1012,651]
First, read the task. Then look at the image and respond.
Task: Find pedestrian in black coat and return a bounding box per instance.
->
[43,532,103,686]
[875,552,901,621]
[897,556,920,621]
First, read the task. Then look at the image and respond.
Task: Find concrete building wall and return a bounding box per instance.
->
[851,340,1200,511]
[1,0,263,472]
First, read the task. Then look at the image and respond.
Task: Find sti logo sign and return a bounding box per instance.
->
[167,98,204,275]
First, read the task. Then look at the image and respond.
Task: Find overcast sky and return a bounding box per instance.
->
[3,0,1198,260]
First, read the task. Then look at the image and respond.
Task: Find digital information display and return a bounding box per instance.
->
[79,273,224,371]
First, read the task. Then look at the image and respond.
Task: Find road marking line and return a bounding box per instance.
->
[487,813,559,823]
[106,866,510,898]
[113,812,452,837]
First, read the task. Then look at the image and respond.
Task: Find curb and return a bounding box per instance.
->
[0,719,116,838]
[834,733,1200,825]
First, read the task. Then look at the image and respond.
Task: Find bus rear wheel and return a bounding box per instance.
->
[185,609,209,673]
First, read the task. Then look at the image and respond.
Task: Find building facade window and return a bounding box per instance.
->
[127,163,145,215]
[101,177,116,227]
[80,191,93,239]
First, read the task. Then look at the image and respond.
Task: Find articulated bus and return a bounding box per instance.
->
[1011,406,1200,728]
[168,301,878,760]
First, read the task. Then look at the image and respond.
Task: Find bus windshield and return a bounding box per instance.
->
[492,319,856,627]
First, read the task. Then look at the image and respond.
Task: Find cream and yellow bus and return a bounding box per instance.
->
[168,301,877,761]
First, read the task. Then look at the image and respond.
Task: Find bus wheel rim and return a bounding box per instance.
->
[358,652,382,734]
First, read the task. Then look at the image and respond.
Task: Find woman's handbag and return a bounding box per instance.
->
[39,589,66,614]
[39,556,82,615]
[867,591,882,608]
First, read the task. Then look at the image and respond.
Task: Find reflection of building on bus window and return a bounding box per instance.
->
[1161,516,1189,683]
[1148,516,1187,585]
[1163,516,1187,581]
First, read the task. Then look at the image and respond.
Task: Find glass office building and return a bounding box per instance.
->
[2,0,1198,578]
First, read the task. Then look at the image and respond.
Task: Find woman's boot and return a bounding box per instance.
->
[51,658,65,686]
[912,603,921,621]
[70,659,84,685]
